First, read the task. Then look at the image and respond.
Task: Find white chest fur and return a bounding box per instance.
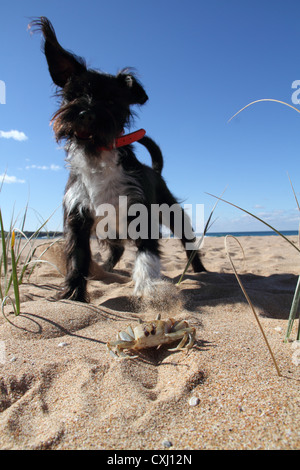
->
[64,147,136,216]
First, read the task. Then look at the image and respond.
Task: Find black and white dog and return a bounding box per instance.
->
[31,17,205,302]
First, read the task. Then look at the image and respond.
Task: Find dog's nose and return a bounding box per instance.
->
[78,110,95,124]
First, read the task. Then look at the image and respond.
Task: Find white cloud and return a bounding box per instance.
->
[0,173,25,184]
[25,164,61,171]
[217,208,299,232]
[0,130,28,141]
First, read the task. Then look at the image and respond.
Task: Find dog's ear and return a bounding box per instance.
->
[117,73,148,105]
[30,17,86,88]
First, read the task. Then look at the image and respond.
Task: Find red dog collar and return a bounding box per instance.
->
[98,129,146,151]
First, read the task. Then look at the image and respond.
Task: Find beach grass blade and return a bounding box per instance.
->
[284,174,300,341]
[228,98,300,341]
[285,276,300,341]
[206,193,300,254]
[0,209,8,278]
[287,173,300,212]
[228,99,300,123]
[208,192,300,341]
[10,231,20,315]
[177,187,227,285]
[225,235,281,377]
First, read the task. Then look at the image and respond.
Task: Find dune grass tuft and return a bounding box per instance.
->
[0,181,60,319]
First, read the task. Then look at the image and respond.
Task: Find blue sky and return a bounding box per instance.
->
[1,0,300,233]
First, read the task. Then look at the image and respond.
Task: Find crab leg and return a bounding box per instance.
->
[168,332,188,351]
[172,320,189,331]
[166,327,196,351]
[184,327,196,349]
[107,340,136,358]
[116,344,138,359]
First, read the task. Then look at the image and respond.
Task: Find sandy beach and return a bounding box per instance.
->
[0,235,299,450]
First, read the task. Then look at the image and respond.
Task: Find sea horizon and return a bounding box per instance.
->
[203,230,298,237]
[5,229,298,239]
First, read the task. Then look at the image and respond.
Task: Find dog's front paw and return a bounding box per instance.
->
[133,278,161,297]
[133,278,182,311]
[132,251,161,297]
[56,286,89,303]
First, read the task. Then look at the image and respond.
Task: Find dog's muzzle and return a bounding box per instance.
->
[74,110,95,140]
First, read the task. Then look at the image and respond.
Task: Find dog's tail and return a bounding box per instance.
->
[138,136,163,174]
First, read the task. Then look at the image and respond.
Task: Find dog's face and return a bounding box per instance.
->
[52,68,148,153]
[32,18,148,153]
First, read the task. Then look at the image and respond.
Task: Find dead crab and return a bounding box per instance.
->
[107,314,196,358]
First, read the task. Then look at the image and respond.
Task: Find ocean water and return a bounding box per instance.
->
[13,229,298,239]
[205,230,298,237]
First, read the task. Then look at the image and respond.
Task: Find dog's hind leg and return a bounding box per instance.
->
[179,209,206,272]
[101,242,125,272]
[157,184,206,273]
[58,206,94,302]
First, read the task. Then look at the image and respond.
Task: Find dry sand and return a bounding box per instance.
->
[0,235,299,450]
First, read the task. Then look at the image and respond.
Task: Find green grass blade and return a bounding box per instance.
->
[285,275,300,341]
[10,232,20,315]
[0,209,7,277]
[15,202,29,256]
[2,296,19,324]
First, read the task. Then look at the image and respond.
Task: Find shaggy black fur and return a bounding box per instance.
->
[31,17,205,302]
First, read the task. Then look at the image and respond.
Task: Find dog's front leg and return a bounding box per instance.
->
[58,206,94,302]
[133,240,161,297]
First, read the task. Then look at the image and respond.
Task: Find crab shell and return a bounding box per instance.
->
[107,316,196,358]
